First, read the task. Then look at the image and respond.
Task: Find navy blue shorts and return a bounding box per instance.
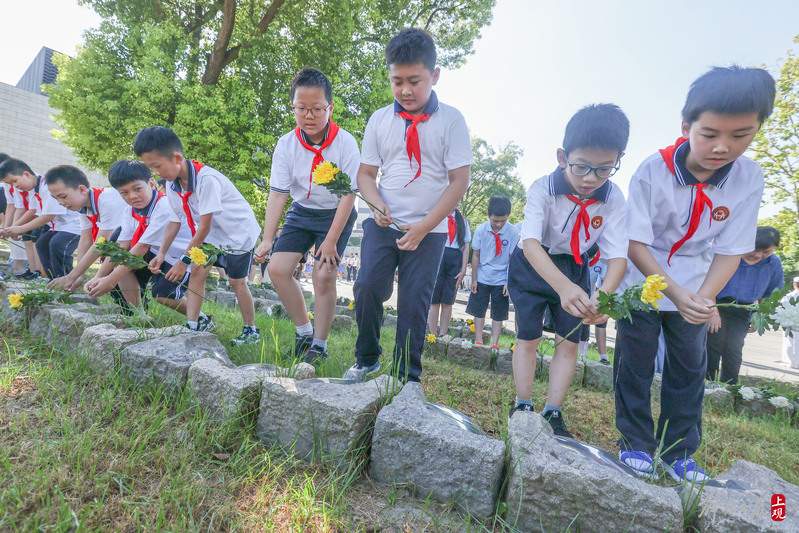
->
[213,249,253,280]
[273,203,357,264]
[431,247,462,305]
[466,282,509,321]
[507,247,589,343]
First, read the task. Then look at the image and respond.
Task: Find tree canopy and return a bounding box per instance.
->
[48,0,495,183]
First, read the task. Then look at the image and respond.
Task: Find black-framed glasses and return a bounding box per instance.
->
[564,156,619,178]
[291,104,331,117]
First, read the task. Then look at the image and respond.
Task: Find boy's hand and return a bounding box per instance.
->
[670,286,714,324]
[253,240,273,264]
[502,283,509,297]
[471,278,478,294]
[316,239,339,272]
[708,308,722,334]
[5,226,23,237]
[372,202,393,228]
[455,270,466,285]
[149,253,166,274]
[396,221,429,251]
[558,282,598,319]
[48,276,70,291]
[85,276,115,298]
[583,292,609,325]
[66,272,85,292]
[165,261,188,282]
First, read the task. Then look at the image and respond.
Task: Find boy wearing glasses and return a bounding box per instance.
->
[253,67,359,365]
[614,66,775,483]
[507,104,629,440]
[343,28,472,383]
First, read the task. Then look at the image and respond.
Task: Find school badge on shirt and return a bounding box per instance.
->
[711,206,730,222]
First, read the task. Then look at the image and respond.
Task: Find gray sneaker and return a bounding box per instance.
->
[231,326,260,346]
[342,362,380,382]
[197,314,216,332]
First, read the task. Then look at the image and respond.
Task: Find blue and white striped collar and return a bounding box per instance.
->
[133,189,161,217]
[171,162,197,193]
[672,141,733,188]
[547,167,613,203]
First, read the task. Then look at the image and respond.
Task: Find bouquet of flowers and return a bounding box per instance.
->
[7,289,74,311]
[312,161,405,233]
[93,237,149,269]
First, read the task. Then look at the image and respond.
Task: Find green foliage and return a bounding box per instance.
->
[233,179,268,228]
[460,138,525,230]
[48,0,496,185]
[7,289,74,310]
[94,239,149,269]
[596,282,654,322]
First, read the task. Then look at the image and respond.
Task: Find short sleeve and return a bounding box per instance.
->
[471,224,483,251]
[626,166,655,246]
[507,224,521,252]
[340,134,362,193]
[596,188,629,260]
[118,211,135,242]
[360,113,382,167]
[269,136,293,194]
[442,111,474,171]
[166,188,184,223]
[3,185,12,203]
[712,176,763,256]
[520,180,549,243]
[137,202,171,247]
[463,218,472,244]
[196,174,224,216]
[79,214,92,231]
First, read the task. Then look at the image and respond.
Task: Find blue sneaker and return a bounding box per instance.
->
[664,457,710,483]
[619,450,659,480]
[342,362,380,382]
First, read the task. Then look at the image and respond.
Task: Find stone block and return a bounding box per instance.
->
[370,383,505,521]
[687,460,799,532]
[446,338,492,370]
[119,332,226,394]
[448,324,464,338]
[79,323,186,372]
[703,387,734,413]
[211,290,237,308]
[256,374,399,461]
[189,358,274,420]
[330,314,353,331]
[736,396,795,419]
[584,359,614,391]
[30,305,125,347]
[505,412,683,532]
[383,314,398,329]
[253,297,284,317]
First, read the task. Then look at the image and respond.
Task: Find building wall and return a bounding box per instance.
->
[0,81,106,186]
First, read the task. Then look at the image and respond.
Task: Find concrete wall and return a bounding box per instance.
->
[0,81,106,186]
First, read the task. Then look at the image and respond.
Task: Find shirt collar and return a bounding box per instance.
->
[34,174,43,194]
[171,161,198,193]
[394,90,440,117]
[300,122,330,147]
[546,166,613,203]
[79,188,100,215]
[133,189,160,217]
[673,140,734,188]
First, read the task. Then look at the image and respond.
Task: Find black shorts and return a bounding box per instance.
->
[213,250,253,280]
[431,247,462,305]
[114,257,188,306]
[22,225,45,242]
[507,247,589,343]
[466,282,509,321]
[273,203,357,263]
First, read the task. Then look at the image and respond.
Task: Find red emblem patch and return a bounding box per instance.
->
[591,216,603,229]
[711,206,730,222]
[772,494,785,521]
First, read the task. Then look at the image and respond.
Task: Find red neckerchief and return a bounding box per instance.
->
[660,138,714,265]
[396,110,431,186]
[20,190,30,211]
[589,249,601,267]
[176,161,204,236]
[295,121,340,198]
[86,187,104,241]
[447,214,457,245]
[8,185,14,195]
[33,176,53,231]
[566,195,598,265]
[131,191,164,247]
[490,230,502,258]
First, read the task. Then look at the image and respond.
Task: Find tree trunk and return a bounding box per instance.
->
[202,0,237,85]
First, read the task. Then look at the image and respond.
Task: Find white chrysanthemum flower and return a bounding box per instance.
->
[768,396,792,409]
[739,387,760,401]
[460,339,473,349]
[771,301,799,334]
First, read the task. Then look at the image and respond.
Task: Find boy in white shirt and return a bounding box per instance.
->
[428,209,470,335]
[254,67,359,364]
[135,126,262,346]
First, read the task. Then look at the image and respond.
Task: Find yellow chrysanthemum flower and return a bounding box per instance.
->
[426,333,436,344]
[188,247,208,266]
[312,161,339,185]
[641,274,668,309]
[469,324,476,333]
[96,236,106,244]
[8,294,23,309]
[466,319,474,325]
[308,311,314,320]
[348,301,354,310]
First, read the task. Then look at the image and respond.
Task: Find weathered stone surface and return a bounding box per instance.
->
[505,412,683,532]
[0,287,41,329]
[493,348,513,374]
[330,314,353,331]
[79,323,185,372]
[736,396,795,419]
[427,335,451,359]
[211,290,237,308]
[448,324,464,337]
[370,383,505,521]
[253,297,284,317]
[446,338,489,370]
[30,305,125,347]
[119,332,225,393]
[189,358,273,420]
[256,374,399,461]
[703,387,734,413]
[383,314,398,329]
[535,354,584,388]
[584,359,614,391]
[688,460,799,533]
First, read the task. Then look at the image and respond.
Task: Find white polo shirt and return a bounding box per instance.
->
[35,176,81,234]
[619,139,764,311]
[2,183,12,205]
[166,161,260,252]
[360,91,473,232]
[78,187,126,233]
[270,124,360,209]
[472,220,520,286]
[13,186,34,211]
[119,191,192,266]
[519,168,628,260]
[444,211,471,250]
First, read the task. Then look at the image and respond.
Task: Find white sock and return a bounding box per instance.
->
[599,353,609,361]
[578,340,588,357]
[297,322,313,336]
[312,339,327,350]
[187,320,199,329]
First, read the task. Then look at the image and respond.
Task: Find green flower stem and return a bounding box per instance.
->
[355,194,406,233]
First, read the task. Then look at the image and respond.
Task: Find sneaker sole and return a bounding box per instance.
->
[620,456,660,480]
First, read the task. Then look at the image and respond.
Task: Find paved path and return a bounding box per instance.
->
[327,278,798,385]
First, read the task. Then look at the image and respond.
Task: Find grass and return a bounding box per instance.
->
[1,283,798,531]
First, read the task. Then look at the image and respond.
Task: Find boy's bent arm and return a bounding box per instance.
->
[470,249,480,292]
[8,214,55,236]
[523,238,597,318]
[317,194,356,269]
[254,191,288,262]
[397,164,470,251]
[628,240,714,324]
[698,254,742,301]
[356,164,392,226]
[597,257,626,294]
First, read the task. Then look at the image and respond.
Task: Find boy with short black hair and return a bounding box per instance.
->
[0,153,30,278]
[615,66,776,482]
[45,165,127,291]
[134,126,262,346]
[466,197,518,350]
[428,208,470,335]
[253,67,359,364]
[344,27,472,382]
[83,159,193,315]
[0,157,46,278]
[508,104,630,439]
[0,158,82,280]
